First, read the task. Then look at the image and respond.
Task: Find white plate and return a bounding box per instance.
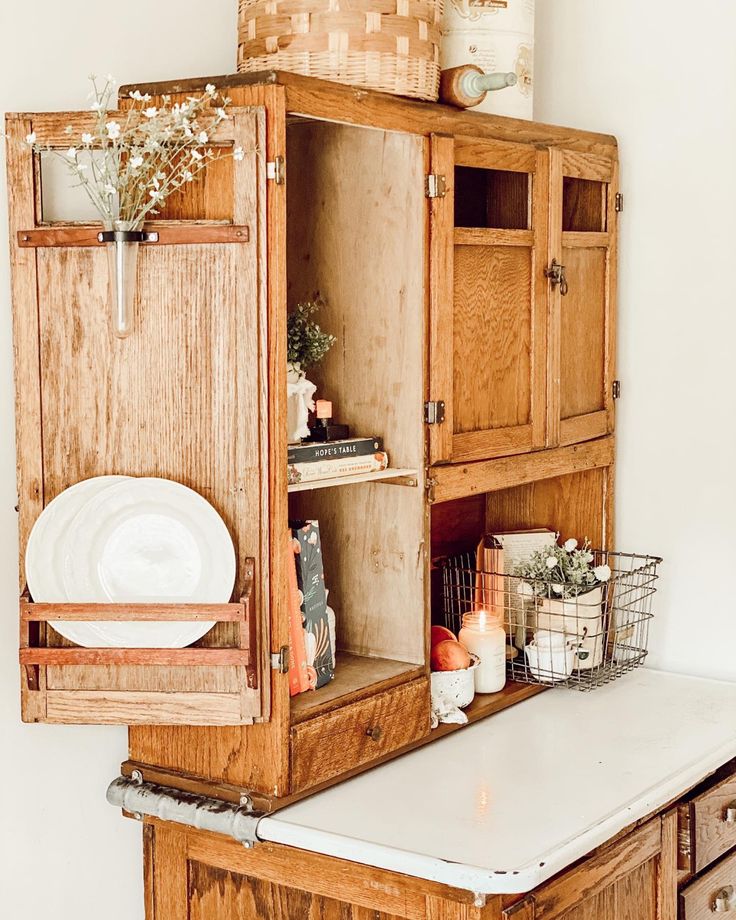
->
[59,477,235,648]
[26,475,131,604]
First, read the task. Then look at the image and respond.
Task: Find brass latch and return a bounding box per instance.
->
[425,174,447,199]
[545,259,568,296]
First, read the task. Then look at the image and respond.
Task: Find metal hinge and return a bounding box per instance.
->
[266,156,285,185]
[612,379,621,399]
[425,174,447,199]
[615,192,624,212]
[424,400,446,424]
[271,646,289,673]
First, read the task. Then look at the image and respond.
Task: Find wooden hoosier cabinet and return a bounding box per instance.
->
[7,71,619,803]
[5,70,653,920]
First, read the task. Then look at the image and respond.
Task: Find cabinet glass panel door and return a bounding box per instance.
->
[428,135,548,465]
[549,150,618,447]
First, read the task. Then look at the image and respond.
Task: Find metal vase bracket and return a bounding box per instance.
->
[98,222,159,338]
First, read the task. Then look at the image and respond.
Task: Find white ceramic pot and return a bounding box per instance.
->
[286,363,317,443]
[524,632,576,683]
[535,585,604,670]
[430,655,480,709]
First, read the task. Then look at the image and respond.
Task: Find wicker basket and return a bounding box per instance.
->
[237,0,444,101]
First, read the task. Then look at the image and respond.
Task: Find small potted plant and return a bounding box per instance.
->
[515,538,611,671]
[286,299,336,443]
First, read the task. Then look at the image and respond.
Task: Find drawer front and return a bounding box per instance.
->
[681,849,736,920]
[692,771,736,872]
[290,678,429,793]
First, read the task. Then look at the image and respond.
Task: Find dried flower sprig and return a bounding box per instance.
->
[23,75,246,226]
[287,299,336,370]
[515,538,612,600]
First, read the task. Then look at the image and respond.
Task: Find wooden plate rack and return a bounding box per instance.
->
[19,560,258,726]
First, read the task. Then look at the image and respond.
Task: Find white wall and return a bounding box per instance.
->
[2,3,735,919]
[535,0,736,681]
[0,4,235,918]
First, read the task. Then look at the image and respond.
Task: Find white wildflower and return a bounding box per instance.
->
[103,183,116,195]
[91,101,103,111]
[25,132,36,146]
[129,90,143,101]
[215,107,228,121]
[143,107,158,119]
[130,155,144,170]
[545,555,557,569]
[191,149,203,161]
[205,83,216,95]
[81,133,93,145]
[517,581,534,598]
[233,146,245,161]
[65,147,78,160]
[592,564,612,582]
[149,189,163,201]
[563,538,578,552]
[182,169,193,182]
[551,583,564,595]
[197,131,208,144]
[106,121,121,139]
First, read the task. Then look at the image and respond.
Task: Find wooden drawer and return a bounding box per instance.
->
[290,678,429,793]
[681,849,736,919]
[680,768,736,874]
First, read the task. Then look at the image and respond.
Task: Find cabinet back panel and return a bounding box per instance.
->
[286,120,426,665]
[560,247,607,419]
[484,468,609,549]
[453,244,532,434]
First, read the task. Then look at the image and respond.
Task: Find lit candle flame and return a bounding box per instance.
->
[478,609,487,630]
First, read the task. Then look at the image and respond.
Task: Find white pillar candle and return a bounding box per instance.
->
[459,610,507,693]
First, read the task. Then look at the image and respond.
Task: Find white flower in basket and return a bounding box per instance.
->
[515,539,612,671]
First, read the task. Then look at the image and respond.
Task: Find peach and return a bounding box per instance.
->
[431,639,471,672]
[431,625,456,647]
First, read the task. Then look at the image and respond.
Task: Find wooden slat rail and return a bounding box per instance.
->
[20,599,246,621]
[17,225,249,247]
[19,647,250,667]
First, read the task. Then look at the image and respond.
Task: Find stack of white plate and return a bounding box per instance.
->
[25,476,236,649]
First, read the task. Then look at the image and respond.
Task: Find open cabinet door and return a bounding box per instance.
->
[427,134,548,465]
[7,106,271,724]
[548,149,618,447]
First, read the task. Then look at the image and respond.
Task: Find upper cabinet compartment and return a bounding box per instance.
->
[428,139,618,469]
[428,136,548,466]
[552,151,618,447]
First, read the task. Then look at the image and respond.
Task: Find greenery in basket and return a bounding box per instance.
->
[515,538,612,600]
[287,300,336,371]
[20,75,245,226]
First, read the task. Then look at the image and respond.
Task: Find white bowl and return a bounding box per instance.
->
[430,655,480,709]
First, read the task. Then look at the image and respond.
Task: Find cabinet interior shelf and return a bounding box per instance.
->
[290,652,424,722]
[287,467,419,493]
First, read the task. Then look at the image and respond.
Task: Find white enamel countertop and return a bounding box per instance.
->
[257,669,736,894]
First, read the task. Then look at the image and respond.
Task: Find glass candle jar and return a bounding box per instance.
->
[459,610,507,693]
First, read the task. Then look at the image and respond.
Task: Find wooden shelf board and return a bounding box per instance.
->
[287,467,419,493]
[290,652,425,723]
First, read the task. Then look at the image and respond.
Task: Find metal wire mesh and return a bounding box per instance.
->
[438,549,662,691]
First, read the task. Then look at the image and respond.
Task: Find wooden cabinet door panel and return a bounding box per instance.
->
[549,151,618,448]
[428,136,548,465]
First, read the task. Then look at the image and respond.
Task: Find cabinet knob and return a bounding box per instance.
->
[365,725,382,742]
[724,804,736,825]
[713,886,735,912]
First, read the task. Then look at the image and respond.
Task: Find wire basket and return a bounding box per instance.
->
[438,548,662,691]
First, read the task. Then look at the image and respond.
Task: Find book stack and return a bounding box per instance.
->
[287,437,388,486]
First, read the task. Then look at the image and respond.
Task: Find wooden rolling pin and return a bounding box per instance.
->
[439,65,517,109]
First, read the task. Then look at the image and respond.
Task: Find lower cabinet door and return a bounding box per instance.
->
[504,814,677,920]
